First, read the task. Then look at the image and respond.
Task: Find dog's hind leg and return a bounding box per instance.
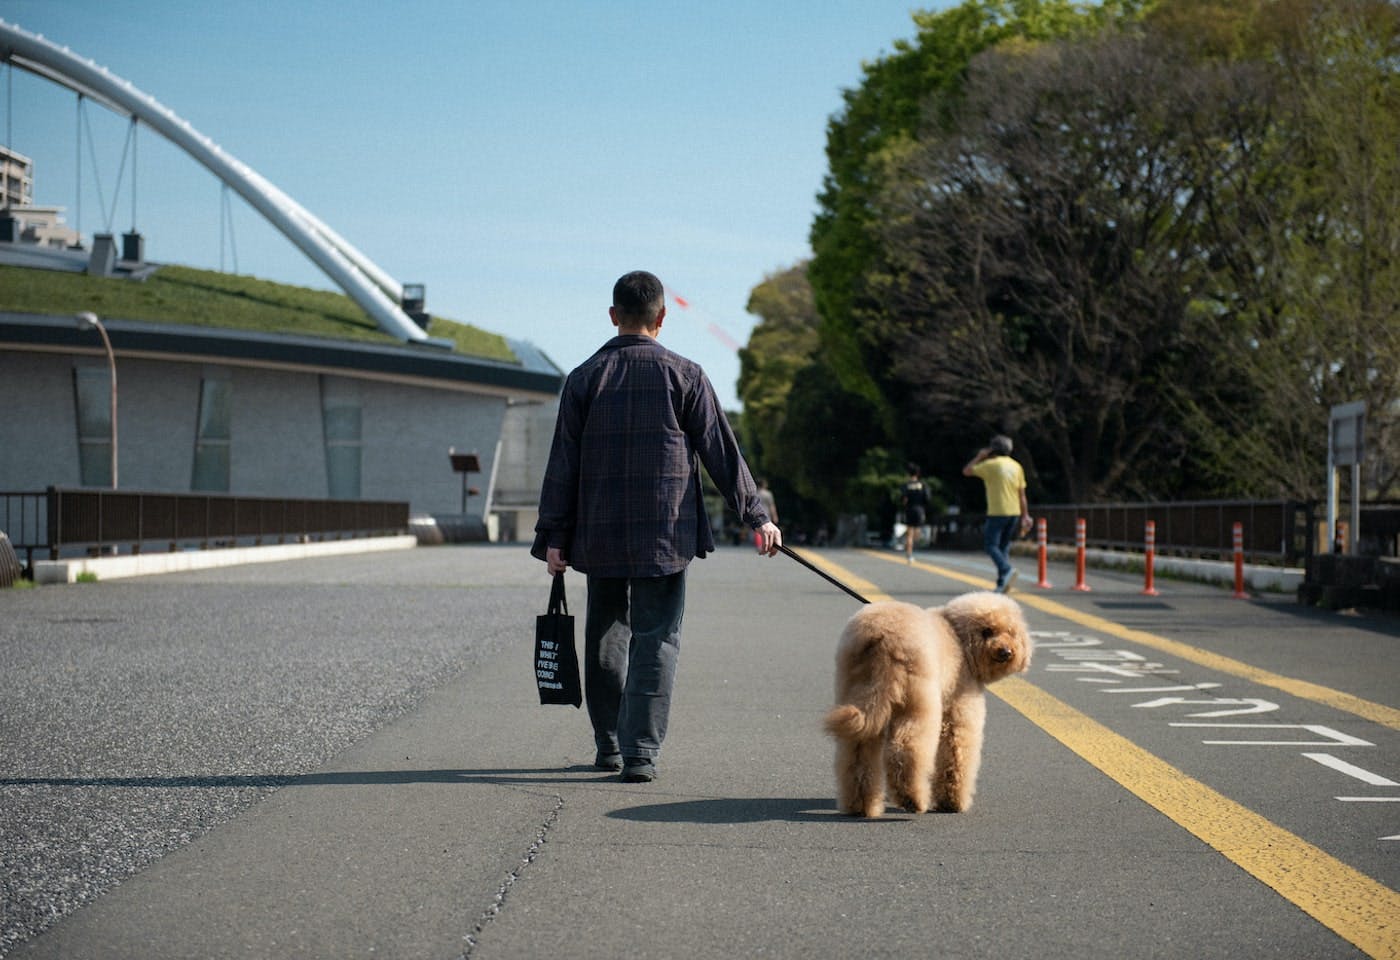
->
[833,738,861,815]
[885,703,937,814]
[933,694,986,812]
[835,737,886,817]
[884,733,933,814]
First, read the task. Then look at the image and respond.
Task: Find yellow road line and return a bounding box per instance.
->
[801,548,1400,958]
[788,547,893,603]
[997,678,1400,960]
[857,549,1400,733]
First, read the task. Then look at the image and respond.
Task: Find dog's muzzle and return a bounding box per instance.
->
[992,646,1013,663]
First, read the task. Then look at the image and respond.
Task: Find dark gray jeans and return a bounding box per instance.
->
[983,514,1018,588]
[584,570,687,762]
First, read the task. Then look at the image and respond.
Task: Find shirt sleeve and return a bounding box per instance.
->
[684,369,769,528]
[530,375,586,560]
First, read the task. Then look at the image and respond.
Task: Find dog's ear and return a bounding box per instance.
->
[942,603,990,645]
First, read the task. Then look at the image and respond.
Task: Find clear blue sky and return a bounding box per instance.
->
[3,0,934,408]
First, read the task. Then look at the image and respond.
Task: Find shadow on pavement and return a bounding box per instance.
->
[0,766,609,789]
[606,796,916,824]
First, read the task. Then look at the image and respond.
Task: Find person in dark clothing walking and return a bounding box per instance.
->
[532,270,782,783]
[900,464,929,563]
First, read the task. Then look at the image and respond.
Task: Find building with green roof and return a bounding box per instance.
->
[0,256,563,539]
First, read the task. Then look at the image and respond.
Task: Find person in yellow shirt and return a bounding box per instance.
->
[962,435,1033,593]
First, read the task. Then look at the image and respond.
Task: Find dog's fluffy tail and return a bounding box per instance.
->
[824,700,891,741]
[826,603,925,742]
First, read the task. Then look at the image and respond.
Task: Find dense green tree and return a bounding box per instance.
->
[1167,0,1400,499]
[869,28,1289,501]
[738,264,820,478]
[735,265,822,532]
[756,0,1398,519]
[808,0,1147,436]
[779,356,891,523]
[738,264,900,531]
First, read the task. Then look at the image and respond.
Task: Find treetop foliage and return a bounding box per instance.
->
[740,0,1399,530]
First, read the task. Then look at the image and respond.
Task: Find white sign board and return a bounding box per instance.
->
[1329,401,1365,468]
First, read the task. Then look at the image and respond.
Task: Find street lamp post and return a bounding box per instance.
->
[76,312,118,489]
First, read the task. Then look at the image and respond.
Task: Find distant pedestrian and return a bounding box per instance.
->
[900,463,929,563]
[532,270,782,784]
[962,436,1032,593]
[757,479,779,527]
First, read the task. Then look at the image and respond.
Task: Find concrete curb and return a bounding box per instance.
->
[32,534,418,584]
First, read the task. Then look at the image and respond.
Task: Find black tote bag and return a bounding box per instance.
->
[534,572,582,707]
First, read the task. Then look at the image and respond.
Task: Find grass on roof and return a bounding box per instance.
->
[0,262,519,364]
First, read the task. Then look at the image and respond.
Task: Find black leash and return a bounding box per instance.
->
[776,543,872,605]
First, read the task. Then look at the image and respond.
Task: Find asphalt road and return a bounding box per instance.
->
[1,543,1396,959]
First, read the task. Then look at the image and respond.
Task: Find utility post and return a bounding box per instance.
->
[1327,401,1365,554]
[77,311,118,488]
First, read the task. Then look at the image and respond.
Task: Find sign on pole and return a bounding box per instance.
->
[1326,402,1365,554]
[1330,401,1365,466]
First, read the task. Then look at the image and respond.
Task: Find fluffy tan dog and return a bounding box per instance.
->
[824,592,1032,818]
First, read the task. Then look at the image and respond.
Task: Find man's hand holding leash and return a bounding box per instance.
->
[754,521,782,557]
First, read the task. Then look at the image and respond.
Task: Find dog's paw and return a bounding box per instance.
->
[892,792,930,815]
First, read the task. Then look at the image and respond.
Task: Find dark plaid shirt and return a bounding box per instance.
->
[531,334,769,578]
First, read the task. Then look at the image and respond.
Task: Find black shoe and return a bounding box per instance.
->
[621,759,657,783]
[594,751,623,772]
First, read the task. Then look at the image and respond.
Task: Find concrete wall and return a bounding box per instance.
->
[0,349,505,519]
[1,351,82,487]
[230,367,328,498]
[119,358,202,491]
[359,377,504,517]
[492,399,557,502]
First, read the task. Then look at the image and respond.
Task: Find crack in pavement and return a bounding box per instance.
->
[459,791,564,959]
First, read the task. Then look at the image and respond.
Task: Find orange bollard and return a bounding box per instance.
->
[1142,520,1160,596]
[1072,517,1092,592]
[1035,517,1052,589]
[1231,521,1248,599]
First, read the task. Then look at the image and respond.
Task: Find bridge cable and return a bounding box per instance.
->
[129,117,137,232]
[73,94,81,238]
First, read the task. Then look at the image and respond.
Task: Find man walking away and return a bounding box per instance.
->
[962,435,1032,593]
[532,270,782,783]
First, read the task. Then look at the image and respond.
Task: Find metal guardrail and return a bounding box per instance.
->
[2,491,49,573]
[1,487,409,574]
[928,500,1316,566]
[1033,500,1315,565]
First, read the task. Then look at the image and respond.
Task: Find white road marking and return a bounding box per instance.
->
[1302,753,1399,787]
[1169,723,1373,747]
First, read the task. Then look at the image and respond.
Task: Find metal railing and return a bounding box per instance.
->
[1,491,49,573]
[927,500,1315,565]
[1,487,410,573]
[1033,500,1314,565]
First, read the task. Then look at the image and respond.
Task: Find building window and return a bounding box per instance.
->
[73,366,112,487]
[321,376,362,499]
[191,374,232,492]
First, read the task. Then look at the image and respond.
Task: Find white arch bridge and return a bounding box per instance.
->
[0,18,439,346]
